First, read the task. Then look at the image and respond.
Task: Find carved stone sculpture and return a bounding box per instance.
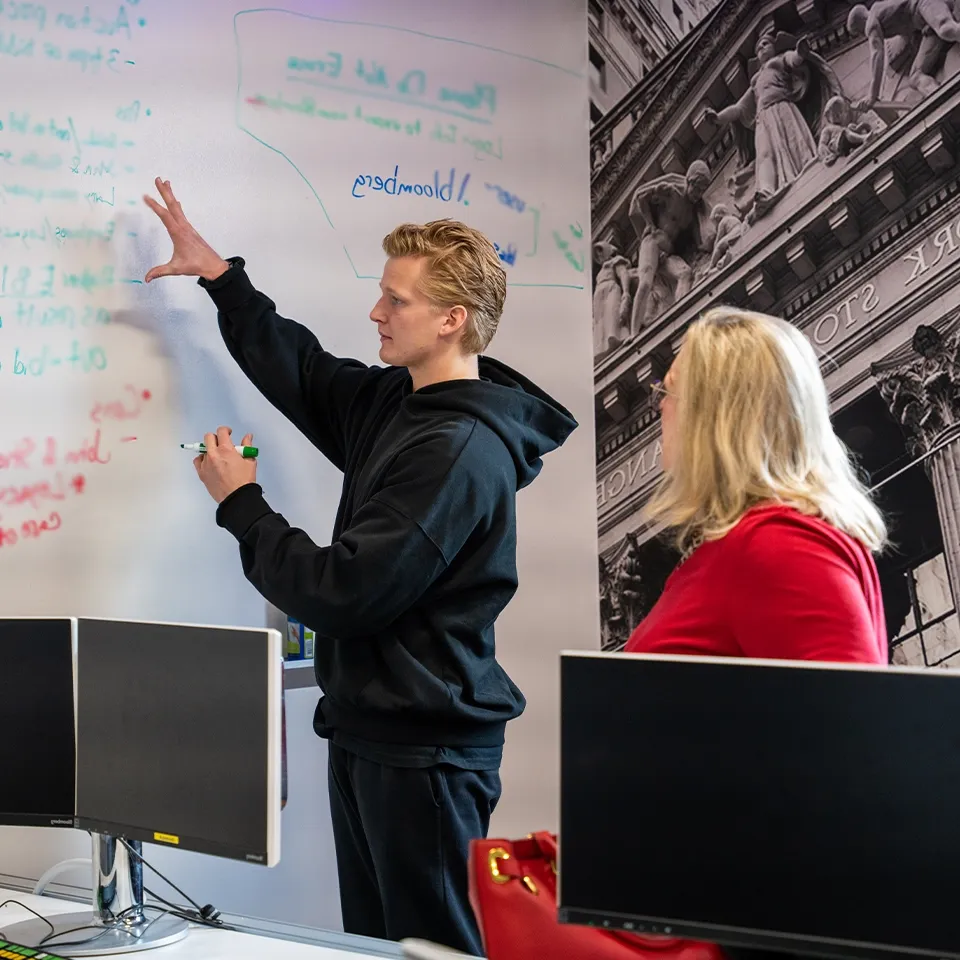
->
[705,26,845,223]
[598,557,623,650]
[592,240,632,359]
[627,160,712,334]
[706,203,743,272]
[617,530,648,636]
[817,96,888,165]
[872,324,960,455]
[847,0,960,106]
[592,137,613,174]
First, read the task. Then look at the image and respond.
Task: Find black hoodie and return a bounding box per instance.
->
[200,258,578,761]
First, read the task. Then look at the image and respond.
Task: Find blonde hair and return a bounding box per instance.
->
[647,306,887,553]
[382,219,506,354]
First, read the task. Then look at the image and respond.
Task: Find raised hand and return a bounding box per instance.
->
[143,177,231,283]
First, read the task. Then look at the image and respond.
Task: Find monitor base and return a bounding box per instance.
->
[2,910,188,956]
[1,832,191,955]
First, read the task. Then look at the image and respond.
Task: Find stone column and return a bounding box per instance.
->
[928,423,960,610]
[873,325,960,610]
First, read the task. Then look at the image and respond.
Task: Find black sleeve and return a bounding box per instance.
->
[214,424,490,640]
[199,257,378,472]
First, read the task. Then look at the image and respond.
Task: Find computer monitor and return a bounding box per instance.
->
[559,651,960,960]
[0,617,76,828]
[2,617,282,957]
[75,617,282,866]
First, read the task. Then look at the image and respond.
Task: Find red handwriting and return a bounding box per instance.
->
[0,472,85,510]
[1,430,113,469]
[89,385,151,424]
[0,438,36,470]
[0,511,62,548]
[21,512,62,538]
[65,429,110,465]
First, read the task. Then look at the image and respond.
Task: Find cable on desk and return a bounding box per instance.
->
[0,898,56,941]
[118,838,228,929]
[1,842,231,957]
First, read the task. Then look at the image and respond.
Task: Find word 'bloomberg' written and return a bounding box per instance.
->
[352,165,470,202]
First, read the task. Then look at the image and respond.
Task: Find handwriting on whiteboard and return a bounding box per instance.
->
[0,0,146,71]
[0,385,152,549]
[235,9,587,290]
[351,165,471,203]
[287,52,497,121]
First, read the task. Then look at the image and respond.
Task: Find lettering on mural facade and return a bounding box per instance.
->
[808,282,881,347]
[804,216,960,351]
[597,438,663,510]
[903,217,960,285]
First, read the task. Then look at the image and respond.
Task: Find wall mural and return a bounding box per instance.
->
[591,0,960,663]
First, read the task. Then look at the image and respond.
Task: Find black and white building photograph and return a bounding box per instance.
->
[591,0,960,667]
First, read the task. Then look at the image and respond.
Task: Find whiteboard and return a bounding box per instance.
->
[0,0,599,929]
[0,0,593,632]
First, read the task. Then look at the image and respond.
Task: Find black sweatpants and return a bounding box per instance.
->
[327,743,501,956]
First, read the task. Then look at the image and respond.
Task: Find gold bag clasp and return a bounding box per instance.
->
[488,846,538,894]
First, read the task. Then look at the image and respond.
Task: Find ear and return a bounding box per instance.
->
[439,304,469,339]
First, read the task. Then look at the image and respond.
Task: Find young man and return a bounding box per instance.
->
[143,178,577,954]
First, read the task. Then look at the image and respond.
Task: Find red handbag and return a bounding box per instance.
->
[469,831,725,960]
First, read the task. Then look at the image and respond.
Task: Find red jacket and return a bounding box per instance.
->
[625,505,887,663]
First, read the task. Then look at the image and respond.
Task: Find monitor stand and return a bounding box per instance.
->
[3,832,188,955]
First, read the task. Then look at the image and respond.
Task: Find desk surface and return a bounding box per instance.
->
[0,887,399,959]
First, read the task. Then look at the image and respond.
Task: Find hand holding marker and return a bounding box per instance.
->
[181,442,259,458]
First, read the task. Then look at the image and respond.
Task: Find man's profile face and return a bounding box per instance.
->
[370,256,450,368]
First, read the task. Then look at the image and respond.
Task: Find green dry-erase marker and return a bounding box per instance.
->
[181,442,259,458]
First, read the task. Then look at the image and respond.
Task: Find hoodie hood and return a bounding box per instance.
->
[404,357,578,489]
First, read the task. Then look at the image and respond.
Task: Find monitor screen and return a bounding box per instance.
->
[0,618,76,828]
[75,618,281,866]
[559,651,960,960]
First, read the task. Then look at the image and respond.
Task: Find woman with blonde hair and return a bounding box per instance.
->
[625,306,888,662]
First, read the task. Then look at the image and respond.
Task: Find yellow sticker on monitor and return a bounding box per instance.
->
[153,832,179,845]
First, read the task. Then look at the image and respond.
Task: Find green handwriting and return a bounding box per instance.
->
[553,224,585,272]
[13,301,112,329]
[3,183,79,203]
[0,36,132,72]
[245,93,504,157]
[0,4,138,37]
[0,263,119,296]
[285,51,497,117]
[12,341,108,376]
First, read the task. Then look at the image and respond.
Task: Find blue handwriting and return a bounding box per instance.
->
[485,182,525,212]
[351,164,471,203]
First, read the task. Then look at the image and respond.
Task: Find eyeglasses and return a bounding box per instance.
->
[650,380,672,401]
